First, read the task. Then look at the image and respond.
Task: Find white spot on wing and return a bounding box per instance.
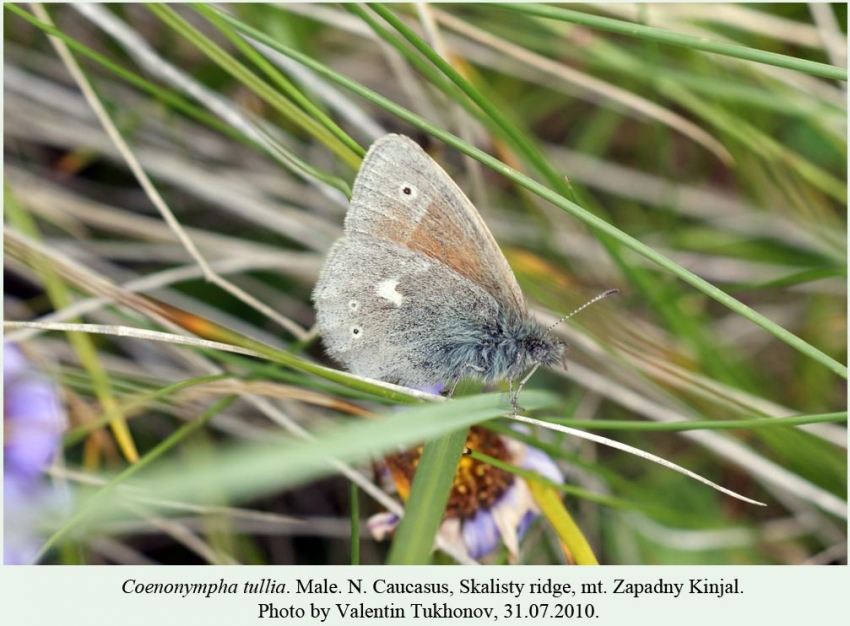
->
[376,279,404,307]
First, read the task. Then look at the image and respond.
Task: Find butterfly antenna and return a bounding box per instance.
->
[545,288,619,335]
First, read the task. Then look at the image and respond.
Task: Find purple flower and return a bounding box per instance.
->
[4,344,67,564]
[368,426,564,562]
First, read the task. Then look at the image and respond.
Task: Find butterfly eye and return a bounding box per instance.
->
[348,299,360,311]
[350,325,363,338]
[398,183,418,200]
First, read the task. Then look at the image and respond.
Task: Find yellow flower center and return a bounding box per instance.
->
[384,427,514,519]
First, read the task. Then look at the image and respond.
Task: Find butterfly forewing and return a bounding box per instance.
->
[345,135,526,314]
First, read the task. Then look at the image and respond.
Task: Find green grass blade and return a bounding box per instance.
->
[489,3,847,81]
[386,429,469,564]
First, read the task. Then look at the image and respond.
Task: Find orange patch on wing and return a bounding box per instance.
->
[399,202,506,303]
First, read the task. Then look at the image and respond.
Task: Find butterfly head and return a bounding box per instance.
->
[524,331,565,369]
[489,314,566,382]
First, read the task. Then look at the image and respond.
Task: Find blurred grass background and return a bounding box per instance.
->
[3,3,846,565]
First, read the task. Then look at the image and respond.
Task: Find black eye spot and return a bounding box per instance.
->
[399,183,418,199]
[350,325,362,337]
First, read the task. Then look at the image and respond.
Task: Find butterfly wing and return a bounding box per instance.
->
[313,234,504,386]
[344,134,526,313]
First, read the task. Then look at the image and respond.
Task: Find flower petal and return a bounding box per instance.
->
[367,512,400,542]
[521,445,564,484]
[489,479,538,560]
[3,344,27,381]
[462,509,501,560]
[3,474,72,565]
[517,509,537,540]
[438,517,468,559]
[414,383,445,395]
[4,377,65,480]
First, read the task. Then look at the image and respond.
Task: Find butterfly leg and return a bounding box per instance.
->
[508,379,520,415]
[510,364,540,415]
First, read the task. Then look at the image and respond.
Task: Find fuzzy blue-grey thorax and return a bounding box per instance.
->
[439,310,565,385]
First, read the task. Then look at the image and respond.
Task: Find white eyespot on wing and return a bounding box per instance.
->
[348,299,360,311]
[398,182,418,201]
[376,278,404,307]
